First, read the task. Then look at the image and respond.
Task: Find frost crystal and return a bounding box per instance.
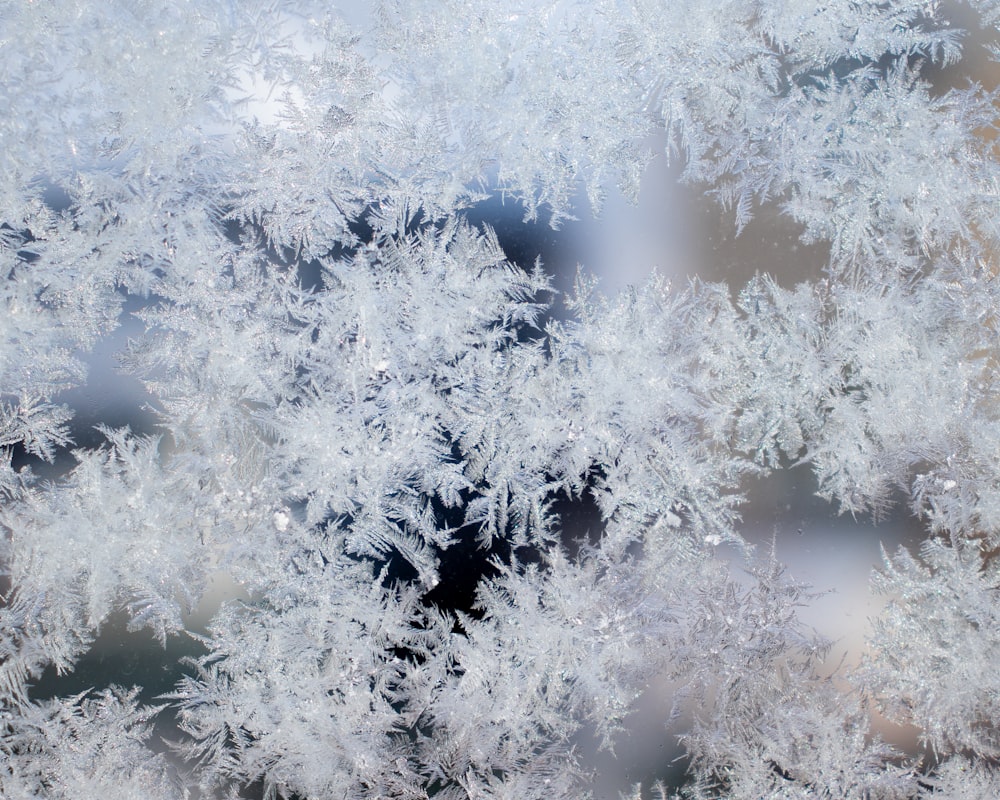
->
[2,0,1000,797]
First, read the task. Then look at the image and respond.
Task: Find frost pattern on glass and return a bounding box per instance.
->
[1,1,1000,797]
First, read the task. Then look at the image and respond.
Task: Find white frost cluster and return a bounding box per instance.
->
[2,1,1000,797]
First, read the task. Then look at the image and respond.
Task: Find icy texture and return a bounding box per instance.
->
[1,0,1000,797]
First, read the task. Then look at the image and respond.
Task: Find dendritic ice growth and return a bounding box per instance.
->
[2,1,1000,798]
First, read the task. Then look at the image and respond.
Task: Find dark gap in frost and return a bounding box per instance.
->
[738,462,923,543]
[464,194,559,273]
[41,180,74,213]
[28,612,208,707]
[416,468,610,620]
[551,484,605,559]
[8,439,36,477]
[423,531,509,620]
[2,222,41,268]
[14,247,39,266]
[296,254,325,293]
[695,198,830,288]
[463,193,573,339]
[339,491,501,621]
[239,779,302,800]
[378,549,420,586]
[221,211,374,294]
[305,212,377,290]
